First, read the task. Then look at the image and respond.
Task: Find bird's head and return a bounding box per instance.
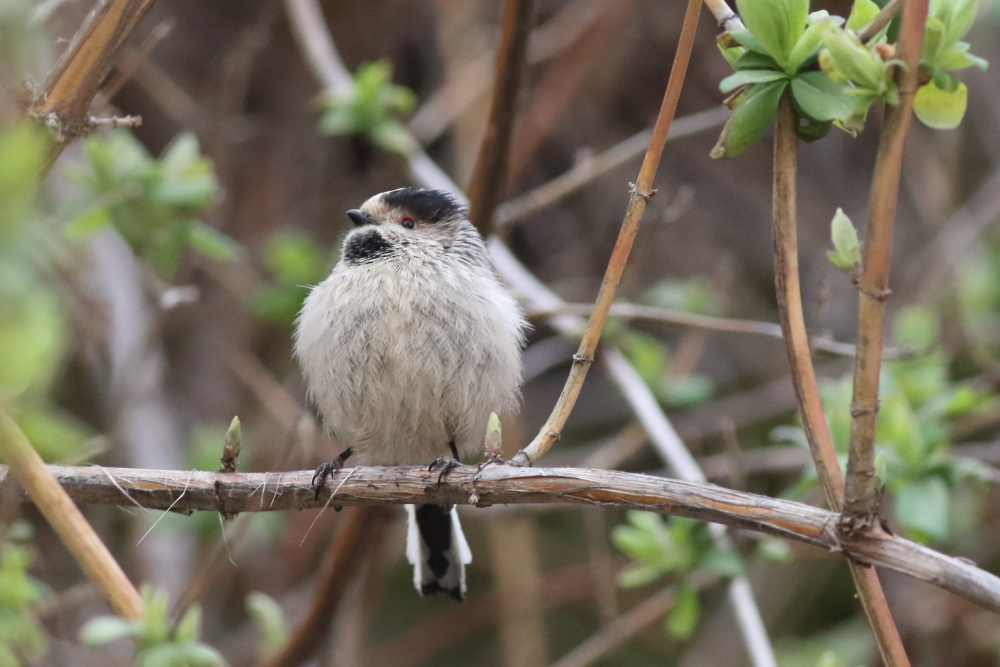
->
[340,188,471,264]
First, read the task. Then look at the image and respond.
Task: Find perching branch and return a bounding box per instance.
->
[772,93,910,667]
[843,0,929,526]
[6,462,1000,614]
[466,0,534,236]
[511,0,703,467]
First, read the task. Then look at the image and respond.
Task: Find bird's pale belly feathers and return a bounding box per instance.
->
[295,254,524,465]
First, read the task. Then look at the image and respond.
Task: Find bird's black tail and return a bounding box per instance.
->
[406,504,471,601]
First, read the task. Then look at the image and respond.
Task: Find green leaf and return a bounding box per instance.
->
[175,605,201,643]
[940,0,978,53]
[666,584,700,640]
[80,616,142,645]
[246,592,287,659]
[711,80,787,159]
[719,69,786,94]
[0,123,46,240]
[618,564,668,588]
[893,306,939,349]
[922,17,946,65]
[788,18,835,69]
[726,28,768,56]
[895,477,950,541]
[846,0,880,32]
[825,208,861,272]
[735,0,808,70]
[791,72,855,121]
[756,537,792,563]
[700,547,745,578]
[733,49,782,72]
[64,206,111,239]
[0,288,65,396]
[820,29,885,91]
[914,80,968,129]
[937,43,988,71]
[186,222,243,261]
[160,133,201,177]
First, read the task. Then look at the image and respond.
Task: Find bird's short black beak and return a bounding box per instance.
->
[347,209,374,227]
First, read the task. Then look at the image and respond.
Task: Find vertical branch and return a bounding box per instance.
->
[844,0,929,523]
[512,0,703,466]
[772,93,910,667]
[467,0,535,236]
[0,410,143,619]
[771,95,844,502]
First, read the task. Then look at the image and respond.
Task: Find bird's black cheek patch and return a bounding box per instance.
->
[343,230,395,263]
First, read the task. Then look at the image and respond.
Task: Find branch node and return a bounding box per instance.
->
[628,182,657,202]
[858,285,893,301]
[572,353,595,364]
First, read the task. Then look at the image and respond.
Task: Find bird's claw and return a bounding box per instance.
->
[428,457,460,485]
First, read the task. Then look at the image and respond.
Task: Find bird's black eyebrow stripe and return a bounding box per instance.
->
[383,188,464,223]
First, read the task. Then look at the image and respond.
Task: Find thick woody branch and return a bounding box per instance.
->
[844,0,928,525]
[6,462,1000,614]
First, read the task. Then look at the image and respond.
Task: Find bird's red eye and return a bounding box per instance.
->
[400,215,415,229]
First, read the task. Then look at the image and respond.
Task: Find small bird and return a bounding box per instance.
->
[294,188,528,600]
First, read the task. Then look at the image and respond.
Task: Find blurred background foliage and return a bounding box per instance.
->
[0,0,999,665]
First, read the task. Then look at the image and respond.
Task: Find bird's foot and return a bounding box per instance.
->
[311,447,353,499]
[428,457,461,485]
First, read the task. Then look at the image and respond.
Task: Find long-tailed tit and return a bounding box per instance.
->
[294,188,528,600]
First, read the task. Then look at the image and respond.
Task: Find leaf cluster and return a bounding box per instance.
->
[81,587,226,667]
[0,123,93,463]
[66,131,240,280]
[713,0,988,158]
[778,307,996,543]
[318,60,418,155]
[0,525,48,667]
[612,512,744,640]
[245,228,331,329]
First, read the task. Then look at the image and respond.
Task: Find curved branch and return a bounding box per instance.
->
[8,463,1000,614]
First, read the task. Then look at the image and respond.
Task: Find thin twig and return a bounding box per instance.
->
[0,411,143,619]
[858,0,902,43]
[702,0,743,31]
[467,0,534,236]
[7,463,1000,613]
[772,92,910,667]
[844,0,929,526]
[526,302,915,358]
[493,107,729,231]
[511,0,703,468]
